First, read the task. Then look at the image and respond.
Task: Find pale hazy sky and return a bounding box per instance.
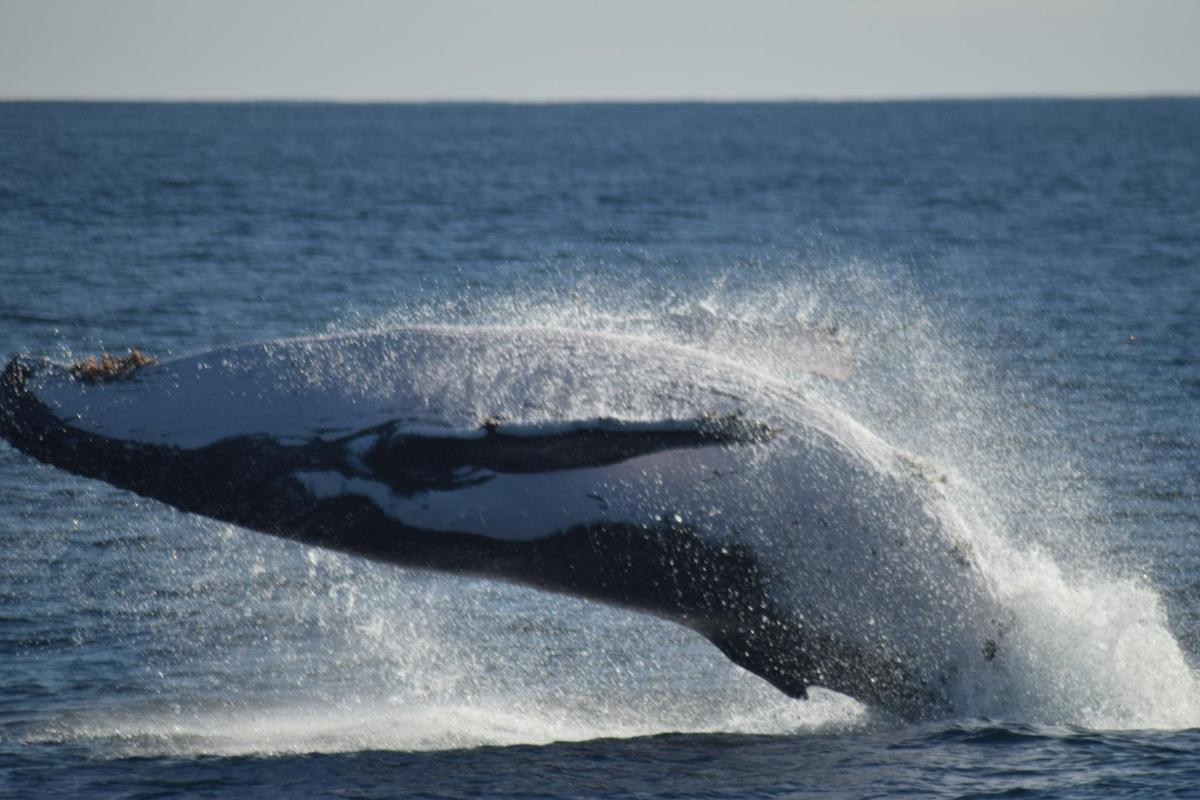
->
[2,0,1197,101]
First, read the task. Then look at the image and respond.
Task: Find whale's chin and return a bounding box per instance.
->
[0,325,1009,718]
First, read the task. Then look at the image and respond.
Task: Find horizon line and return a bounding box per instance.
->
[2,91,1198,106]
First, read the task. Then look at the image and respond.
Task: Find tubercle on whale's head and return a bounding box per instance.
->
[68,349,155,384]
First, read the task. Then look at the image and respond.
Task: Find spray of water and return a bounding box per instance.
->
[33,261,1200,756]
[346,261,1200,729]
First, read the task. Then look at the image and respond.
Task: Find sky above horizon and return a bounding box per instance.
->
[2,0,1198,102]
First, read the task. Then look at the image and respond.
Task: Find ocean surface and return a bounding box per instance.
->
[1,100,1198,798]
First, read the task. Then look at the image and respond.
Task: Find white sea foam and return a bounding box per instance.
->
[44,686,864,758]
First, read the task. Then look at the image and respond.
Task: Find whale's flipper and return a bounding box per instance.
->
[343,414,774,496]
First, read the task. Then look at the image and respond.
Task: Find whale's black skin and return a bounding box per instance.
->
[0,352,941,717]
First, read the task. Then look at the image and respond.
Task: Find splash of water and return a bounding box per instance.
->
[339,262,1199,730]
[34,262,1200,757]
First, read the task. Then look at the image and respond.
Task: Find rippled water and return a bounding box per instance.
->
[1,100,1198,797]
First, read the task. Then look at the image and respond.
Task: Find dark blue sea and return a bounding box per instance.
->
[1,100,1199,798]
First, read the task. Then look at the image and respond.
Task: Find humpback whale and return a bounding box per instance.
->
[0,326,1008,717]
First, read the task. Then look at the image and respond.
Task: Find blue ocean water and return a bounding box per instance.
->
[1,100,1198,798]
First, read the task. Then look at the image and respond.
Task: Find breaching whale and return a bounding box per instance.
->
[0,326,1008,717]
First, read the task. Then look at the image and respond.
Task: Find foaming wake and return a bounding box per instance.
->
[968,545,1200,728]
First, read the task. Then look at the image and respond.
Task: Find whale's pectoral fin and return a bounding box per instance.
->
[342,414,775,495]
